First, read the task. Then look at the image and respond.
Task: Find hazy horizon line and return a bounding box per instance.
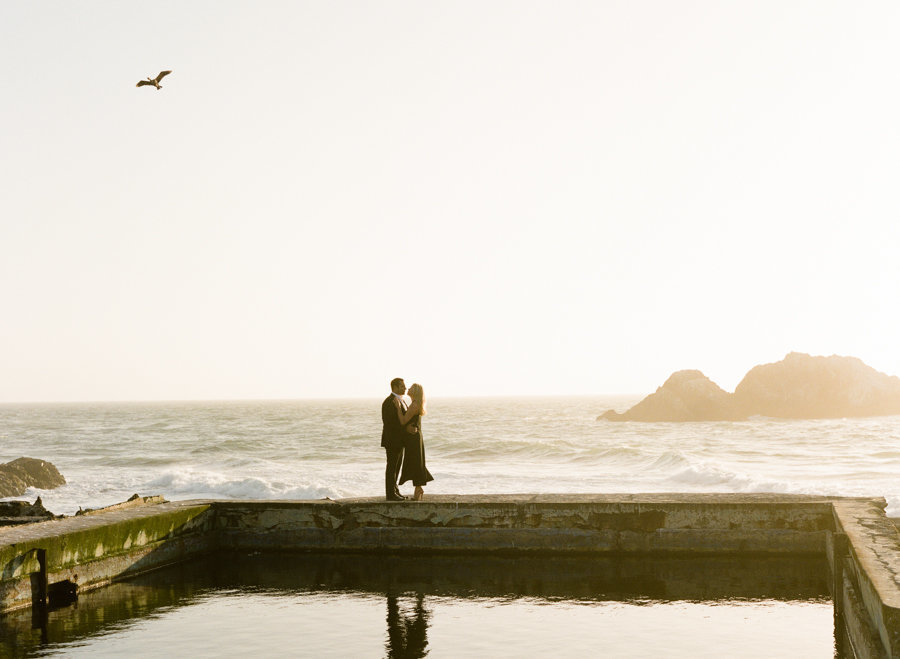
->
[0,393,644,406]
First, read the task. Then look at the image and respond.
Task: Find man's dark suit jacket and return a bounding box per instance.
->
[381,395,405,449]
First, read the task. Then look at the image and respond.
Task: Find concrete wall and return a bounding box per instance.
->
[832,499,900,659]
[215,494,835,554]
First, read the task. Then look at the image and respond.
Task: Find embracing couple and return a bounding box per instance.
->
[381,377,434,501]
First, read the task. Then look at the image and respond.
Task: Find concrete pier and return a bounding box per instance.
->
[1,493,898,657]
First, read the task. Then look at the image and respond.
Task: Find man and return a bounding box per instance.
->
[381,377,409,501]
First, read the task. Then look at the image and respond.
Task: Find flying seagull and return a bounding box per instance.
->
[136,70,172,90]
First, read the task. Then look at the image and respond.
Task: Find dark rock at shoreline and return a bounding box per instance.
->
[599,370,745,422]
[0,457,66,497]
[0,496,59,526]
[599,353,900,422]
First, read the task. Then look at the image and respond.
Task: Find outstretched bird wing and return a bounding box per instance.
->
[136,80,153,87]
[154,70,172,83]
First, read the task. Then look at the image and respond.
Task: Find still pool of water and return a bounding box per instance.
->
[1,553,837,658]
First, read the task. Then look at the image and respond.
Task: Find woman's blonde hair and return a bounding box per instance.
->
[408,383,426,416]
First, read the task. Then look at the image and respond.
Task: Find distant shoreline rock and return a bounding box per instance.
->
[599,352,900,422]
[0,457,66,497]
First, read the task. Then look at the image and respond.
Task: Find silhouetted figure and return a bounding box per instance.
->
[136,71,172,89]
[397,383,433,501]
[382,378,409,500]
[385,593,429,658]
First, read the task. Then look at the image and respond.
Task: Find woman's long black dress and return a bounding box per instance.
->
[399,414,434,487]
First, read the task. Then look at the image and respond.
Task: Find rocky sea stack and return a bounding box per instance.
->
[599,370,744,422]
[0,457,66,497]
[599,352,900,422]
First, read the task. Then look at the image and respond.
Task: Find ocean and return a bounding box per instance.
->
[1,396,898,517]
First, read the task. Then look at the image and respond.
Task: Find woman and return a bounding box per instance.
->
[394,383,433,500]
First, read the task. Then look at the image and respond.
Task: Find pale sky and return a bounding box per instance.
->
[2,1,899,401]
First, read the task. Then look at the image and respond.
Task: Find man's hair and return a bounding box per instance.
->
[390,377,405,390]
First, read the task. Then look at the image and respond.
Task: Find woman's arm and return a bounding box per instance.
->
[393,397,420,425]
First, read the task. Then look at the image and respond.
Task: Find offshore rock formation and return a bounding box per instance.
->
[599,370,744,422]
[733,352,900,419]
[600,352,900,422]
[0,457,66,497]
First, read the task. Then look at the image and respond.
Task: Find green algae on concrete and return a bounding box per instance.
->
[0,501,214,613]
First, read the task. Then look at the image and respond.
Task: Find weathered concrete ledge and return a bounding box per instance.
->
[832,499,900,658]
[0,494,898,658]
[214,493,837,555]
[0,500,213,615]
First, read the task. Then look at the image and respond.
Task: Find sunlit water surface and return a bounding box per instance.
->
[0,397,897,516]
[37,595,833,659]
[1,554,835,658]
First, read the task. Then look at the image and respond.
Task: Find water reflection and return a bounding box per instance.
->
[0,552,835,657]
[386,593,429,659]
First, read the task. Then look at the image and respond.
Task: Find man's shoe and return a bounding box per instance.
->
[386,494,408,501]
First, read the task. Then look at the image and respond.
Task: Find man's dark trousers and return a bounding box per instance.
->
[384,444,404,499]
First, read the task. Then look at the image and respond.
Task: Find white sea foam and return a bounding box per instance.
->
[668,464,749,487]
[648,451,691,470]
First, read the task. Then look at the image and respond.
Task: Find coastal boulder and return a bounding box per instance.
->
[0,497,59,526]
[733,352,900,419]
[0,457,66,497]
[599,370,745,422]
